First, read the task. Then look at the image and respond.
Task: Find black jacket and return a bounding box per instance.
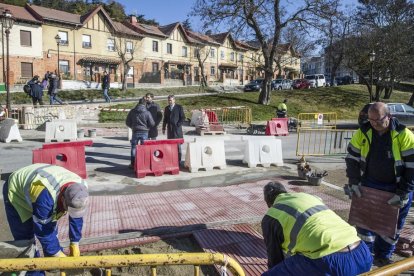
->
[162,104,185,139]
[146,101,163,138]
[48,78,58,95]
[102,75,110,89]
[28,79,43,99]
[126,104,155,132]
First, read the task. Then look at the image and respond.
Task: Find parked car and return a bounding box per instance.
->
[325,76,337,87]
[336,76,355,85]
[292,79,311,89]
[305,74,326,88]
[244,79,264,92]
[271,79,292,90]
[358,103,414,126]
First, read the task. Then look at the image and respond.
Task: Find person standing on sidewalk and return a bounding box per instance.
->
[345,102,414,266]
[145,93,163,140]
[261,182,372,275]
[27,75,44,106]
[102,71,111,103]
[3,164,89,275]
[162,95,185,163]
[48,73,64,105]
[126,98,155,169]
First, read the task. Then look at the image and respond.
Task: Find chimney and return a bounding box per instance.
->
[130,15,137,24]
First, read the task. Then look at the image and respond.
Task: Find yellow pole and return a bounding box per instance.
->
[105,268,111,276]
[362,256,414,276]
[151,266,157,276]
[194,265,200,276]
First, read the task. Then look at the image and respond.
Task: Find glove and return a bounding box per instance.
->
[69,242,80,257]
[387,194,409,208]
[53,250,67,257]
[344,184,362,199]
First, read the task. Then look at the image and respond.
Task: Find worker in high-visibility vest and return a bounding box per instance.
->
[276,99,288,118]
[3,164,89,275]
[261,182,372,275]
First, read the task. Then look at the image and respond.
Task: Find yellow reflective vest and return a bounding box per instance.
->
[277,103,287,112]
[266,193,359,259]
[7,163,85,222]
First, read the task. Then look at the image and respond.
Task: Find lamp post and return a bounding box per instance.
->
[54,34,61,87]
[1,9,15,116]
[369,50,376,98]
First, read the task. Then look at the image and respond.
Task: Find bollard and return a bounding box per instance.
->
[88,129,97,138]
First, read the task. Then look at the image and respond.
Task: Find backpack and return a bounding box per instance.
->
[23,84,31,95]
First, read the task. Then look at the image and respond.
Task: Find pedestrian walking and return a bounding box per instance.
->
[41,71,49,89]
[48,73,64,105]
[145,93,163,140]
[162,95,185,163]
[345,102,414,266]
[262,182,373,275]
[3,164,89,275]
[27,75,44,106]
[126,98,155,169]
[102,71,111,103]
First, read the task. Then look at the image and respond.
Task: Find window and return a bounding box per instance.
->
[107,38,115,51]
[230,52,235,61]
[59,60,69,74]
[82,35,91,48]
[152,62,159,73]
[167,43,172,54]
[20,30,31,46]
[194,48,199,58]
[152,40,158,52]
[21,62,33,78]
[194,67,199,76]
[126,41,133,53]
[221,50,225,60]
[182,46,187,57]
[58,31,68,45]
[239,54,243,62]
[210,66,215,76]
[210,48,215,58]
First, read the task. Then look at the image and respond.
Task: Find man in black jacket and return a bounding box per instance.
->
[145,93,162,140]
[102,71,111,103]
[162,95,185,162]
[126,98,155,169]
[27,75,44,106]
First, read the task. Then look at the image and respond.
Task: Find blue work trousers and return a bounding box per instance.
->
[130,131,148,165]
[49,93,63,105]
[262,242,372,276]
[3,180,45,276]
[358,178,413,259]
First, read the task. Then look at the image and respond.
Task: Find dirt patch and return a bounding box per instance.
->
[323,169,348,187]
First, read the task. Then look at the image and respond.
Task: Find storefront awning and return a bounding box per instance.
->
[219,63,238,69]
[77,57,121,65]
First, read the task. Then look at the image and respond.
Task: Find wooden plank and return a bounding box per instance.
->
[348,186,399,237]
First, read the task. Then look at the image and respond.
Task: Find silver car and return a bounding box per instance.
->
[272,79,292,90]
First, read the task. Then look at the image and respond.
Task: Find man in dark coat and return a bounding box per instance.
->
[48,74,64,105]
[102,71,111,103]
[27,75,44,106]
[126,98,155,169]
[145,93,162,140]
[162,95,185,162]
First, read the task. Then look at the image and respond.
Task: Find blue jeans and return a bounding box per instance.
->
[263,242,372,276]
[358,178,413,259]
[49,93,63,105]
[130,131,148,165]
[3,180,45,276]
[103,88,111,102]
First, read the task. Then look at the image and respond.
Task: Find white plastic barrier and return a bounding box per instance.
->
[241,136,284,168]
[185,137,227,172]
[0,119,22,143]
[45,119,77,142]
[190,110,209,127]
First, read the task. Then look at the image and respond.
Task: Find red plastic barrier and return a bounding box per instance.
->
[135,139,184,178]
[32,140,93,179]
[205,110,218,124]
[265,118,289,136]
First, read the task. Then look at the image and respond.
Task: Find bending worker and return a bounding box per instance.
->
[3,164,89,272]
[345,102,414,266]
[261,182,372,276]
[276,99,288,118]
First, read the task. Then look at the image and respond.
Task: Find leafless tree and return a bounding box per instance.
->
[194,46,211,89]
[192,0,338,105]
[113,35,141,91]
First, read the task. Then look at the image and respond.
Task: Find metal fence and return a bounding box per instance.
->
[199,106,252,126]
[297,112,337,129]
[0,253,245,276]
[296,128,356,157]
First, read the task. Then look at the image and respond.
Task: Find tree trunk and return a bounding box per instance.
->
[258,71,273,105]
[121,64,129,92]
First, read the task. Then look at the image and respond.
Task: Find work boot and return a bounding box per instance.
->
[374,257,394,267]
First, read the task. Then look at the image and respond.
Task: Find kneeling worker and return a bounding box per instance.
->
[261,182,372,276]
[3,164,89,274]
[276,99,288,118]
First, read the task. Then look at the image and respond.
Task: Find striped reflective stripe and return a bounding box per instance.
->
[274,203,328,255]
[358,233,375,242]
[23,165,54,206]
[32,214,52,225]
[380,235,397,245]
[361,156,366,162]
[396,176,401,182]
[348,144,361,154]
[346,154,360,162]
[404,162,414,169]
[36,168,61,193]
[395,160,404,167]
[401,148,414,157]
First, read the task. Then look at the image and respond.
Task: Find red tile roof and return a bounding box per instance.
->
[27,4,81,25]
[0,3,41,24]
[185,30,220,46]
[128,22,167,38]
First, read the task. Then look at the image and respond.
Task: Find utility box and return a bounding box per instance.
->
[0,83,5,93]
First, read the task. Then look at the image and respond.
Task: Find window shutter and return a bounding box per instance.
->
[20,30,31,46]
[21,62,33,78]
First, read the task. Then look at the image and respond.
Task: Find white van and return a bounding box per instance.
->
[305,74,326,88]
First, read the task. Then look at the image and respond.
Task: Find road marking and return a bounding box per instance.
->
[321,180,343,191]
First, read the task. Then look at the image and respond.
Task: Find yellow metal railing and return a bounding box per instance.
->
[298,112,337,129]
[296,128,356,157]
[362,256,414,275]
[0,253,245,276]
[202,106,252,126]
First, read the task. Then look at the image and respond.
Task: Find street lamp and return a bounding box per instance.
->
[1,9,15,116]
[54,34,61,86]
[369,50,376,93]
